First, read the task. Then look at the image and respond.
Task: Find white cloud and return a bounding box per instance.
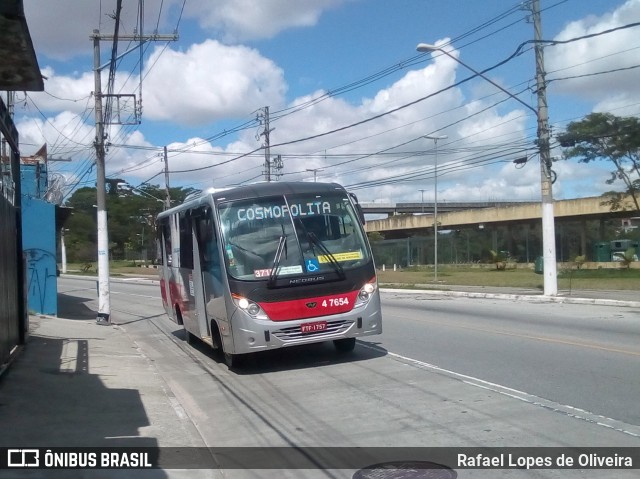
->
[184,0,352,42]
[24,0,353,59]
[16,111,95,157]
[28,67,94,115]
[546,0,640,112]
[142,41,287,124]
[21,1,631,205]
[16,34,535,204]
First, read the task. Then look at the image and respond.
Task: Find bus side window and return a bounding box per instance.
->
[195,209,223,298]
[157,218,171,265]
[179,212,194,269]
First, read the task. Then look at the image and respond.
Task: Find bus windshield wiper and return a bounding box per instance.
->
[308,232,345,279]
[268,235,287,285]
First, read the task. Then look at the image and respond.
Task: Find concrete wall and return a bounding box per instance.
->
[21,164,58,315]
[21,196,57,315]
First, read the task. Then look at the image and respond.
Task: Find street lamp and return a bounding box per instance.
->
[417,41,558,295]
[424,135,447,282]
[306,168,323,182]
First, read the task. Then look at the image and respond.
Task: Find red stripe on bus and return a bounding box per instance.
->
[259,290,360,321]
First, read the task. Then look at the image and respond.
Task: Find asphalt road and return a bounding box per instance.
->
[57,276,640,478]
[378,292,640,426]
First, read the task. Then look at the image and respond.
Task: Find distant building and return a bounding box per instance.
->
[621,217,639,233]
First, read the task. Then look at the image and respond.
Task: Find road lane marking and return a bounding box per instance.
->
[111,291,158,299]
[358,342,640,438]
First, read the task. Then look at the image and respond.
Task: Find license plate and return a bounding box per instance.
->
[301,321,327,333]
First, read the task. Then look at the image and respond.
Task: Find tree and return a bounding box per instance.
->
[557,113,640,211]
[62,184,200,262]
[489,250,507,270]
[613,248,636,269]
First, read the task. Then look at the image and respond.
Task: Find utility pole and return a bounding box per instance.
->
[258,106,274,181]
[531,0,558,295]
[163,145,171,209]
[92,28,110,325]
[61,228,67,274]
[91,24,177,325]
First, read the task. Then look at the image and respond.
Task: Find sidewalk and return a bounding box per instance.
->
[0,295,214,478]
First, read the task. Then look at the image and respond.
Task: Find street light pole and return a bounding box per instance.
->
[418,188,426,213]
[424,135,447,282]
[417,38,558,295]
[306,168,323,182]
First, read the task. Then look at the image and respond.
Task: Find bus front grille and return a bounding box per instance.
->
[272,319,353,341]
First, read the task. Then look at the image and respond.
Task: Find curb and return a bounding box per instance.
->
[380,288,640,308]
[59,275,639,308]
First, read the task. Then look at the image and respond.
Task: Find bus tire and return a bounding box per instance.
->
[333,337,356,353]
[175,307,194,344]
[224,352,244,369]
[210,320,223,351]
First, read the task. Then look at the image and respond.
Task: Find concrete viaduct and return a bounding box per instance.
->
[363,195,638,246]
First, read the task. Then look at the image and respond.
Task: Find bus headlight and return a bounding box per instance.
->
[355,279,377,307]
[233,294,268,319]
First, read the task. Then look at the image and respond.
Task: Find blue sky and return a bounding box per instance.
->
[16,0,640,204]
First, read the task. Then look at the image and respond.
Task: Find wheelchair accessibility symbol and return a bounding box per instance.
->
[306,259,320,272]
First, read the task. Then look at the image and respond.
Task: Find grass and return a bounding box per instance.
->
[65,261,640,290]
[64,261,159,277]
[377,265,640,291]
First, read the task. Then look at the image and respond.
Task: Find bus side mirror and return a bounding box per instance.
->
[348,192,366,225]
[355,204,365,225]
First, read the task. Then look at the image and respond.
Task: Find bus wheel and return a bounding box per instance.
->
[224,352,244,369]
[333,337,356,353]
[185,330,196,345]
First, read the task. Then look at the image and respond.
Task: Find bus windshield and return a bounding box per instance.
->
[218,192,370,281]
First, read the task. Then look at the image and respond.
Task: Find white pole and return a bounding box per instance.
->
[424,135,447,281]
[61,229,67,274]
[93,30,111,325]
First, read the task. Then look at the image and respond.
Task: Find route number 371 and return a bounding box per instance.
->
[322,297,349,307]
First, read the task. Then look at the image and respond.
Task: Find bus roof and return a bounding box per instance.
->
[157,181,349,219]
[211,181,346,202]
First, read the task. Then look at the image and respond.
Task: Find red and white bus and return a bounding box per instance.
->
[156,182,382,368]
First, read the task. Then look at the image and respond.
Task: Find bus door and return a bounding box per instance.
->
[193,207,226,334]
[183,208,210,340]
[157,218,172,317]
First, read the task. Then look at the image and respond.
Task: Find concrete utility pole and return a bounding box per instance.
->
[91,27,177,325]
[417,1,558,295]
[258,106,274,181]
[531,0,558,296]
[163,145,171,209]
[92,29,110,325]
[61,228,67,274]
